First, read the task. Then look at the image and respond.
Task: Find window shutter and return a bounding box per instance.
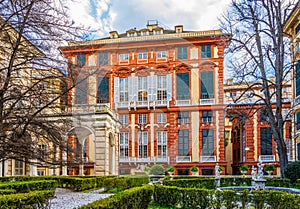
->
[166,74,172,101]
[114,77,119,103]
[152,75,157,101]
[129,76,138,102]
[147,76,152,101]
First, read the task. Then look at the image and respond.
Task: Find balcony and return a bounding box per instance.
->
[69,104,112,114]
[176,156,191,163]
[119,156,170,164]
[200,98,215,105]
[156,100,168,107]
[258,155,275,162]
[200,155,216,162]
[175,100,190,106]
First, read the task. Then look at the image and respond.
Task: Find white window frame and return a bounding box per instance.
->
[120,132,129,158]
[157,131,168,158]
[156,51,167,58]
[120,114,128,125]
[138,131,148,158]
[138,52,148,59]
[119,78,128,102]
[157,75,167,102]
[119,53,129,61]
[138,77,148,102]
[138,114,147,124]
[157,113,166,123]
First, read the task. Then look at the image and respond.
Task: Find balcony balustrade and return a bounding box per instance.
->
[258,155,275,162]
[200,155,216,162]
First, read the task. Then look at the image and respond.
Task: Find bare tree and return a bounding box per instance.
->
[0,0,90,169]
[220,0,296,177]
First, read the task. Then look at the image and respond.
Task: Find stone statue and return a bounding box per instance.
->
[215,163,220,178]
[251,166,257,180]
[257,160,264,180]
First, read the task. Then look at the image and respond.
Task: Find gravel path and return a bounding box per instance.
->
[49,188,113,209]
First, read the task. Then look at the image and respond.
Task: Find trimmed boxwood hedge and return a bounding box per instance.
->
[0,190,54,209]
[153,185,300,209]
[79,185,153,209]
[0,180,57,193]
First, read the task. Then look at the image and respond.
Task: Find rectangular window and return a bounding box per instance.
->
[156,51,167,58]
[176,72,190,100]
[178,112,189,124]
[157,75,167,101]
[298,143,300,161]
[120,114,128,125]
[98,52,108,66]
[120,132,129,158]
[14,160,24,175]
[138,114,147,124]
[37,170,45,176]
[201,45,212,58]
[119,53,129,61]
[202,129,214,155]
[77,54,86,66]
[138,52,148,59]
[157,113,166,123]
[178,130,189,156]
[75,78,87,104]
[260,109,268,122]
[97,77,109,103]
[297,112,300,130]
[201,71,214,99]
[138,77,148,101]
[157,131,167,158]
[119,78,128,102]
[138,131,148,158]
[38,144,48,159]
[177,46,188,60]
[202,111,213,123]
[296,23,300,34]
[260,128,272,155]
[296,61,300,97]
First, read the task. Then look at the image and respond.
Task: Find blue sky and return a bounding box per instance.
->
[67,0,231,39]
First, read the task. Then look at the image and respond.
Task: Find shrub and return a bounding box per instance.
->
[190,166,199,172]
[264,164,276,172]
[239,165,249,173]
[79,185,153,209]
[284,161,300,184]
[149,164,165,175]
[166,166,175,173]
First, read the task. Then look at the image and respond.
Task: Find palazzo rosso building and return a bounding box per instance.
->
[60,21,230,175]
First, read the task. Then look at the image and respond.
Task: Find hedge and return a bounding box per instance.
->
[163,178,215,189]
[153,185,300,209]
[79,185,154,209]
[0,190,54,209]
[165,176,292,188]
[0,180,57,193]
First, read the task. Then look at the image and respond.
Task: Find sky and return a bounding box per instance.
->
[66,0,232,39]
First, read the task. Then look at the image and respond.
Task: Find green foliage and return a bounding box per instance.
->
[153,185,300,209]
[0,190,54,209]
[0,180,56,193]
[166,166,175,173]
[150,164,165,175]
[163,178,216,189]
[0,189,16,195]
[239,165,249,172]
[190,166,199,172]
[264,164,276,172]
[284,161,300,184]
[79,185,153,209]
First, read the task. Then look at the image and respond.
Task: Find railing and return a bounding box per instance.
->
[69,104,113,114]
[176,156,191,163]
[200,155,216,162]
[175,100,190,106]
[156,100,168,106]
[294,95,300,106]
[119,156,170,164]
[258,155,275,162]
[200,98,215,105]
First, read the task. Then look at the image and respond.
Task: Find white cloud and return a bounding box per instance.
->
[66,0,231,38]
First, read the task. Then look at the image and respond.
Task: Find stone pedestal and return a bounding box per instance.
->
[254,179,266,190]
